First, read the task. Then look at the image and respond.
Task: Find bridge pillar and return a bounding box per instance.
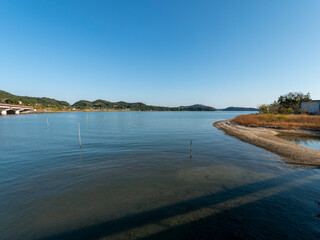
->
[1,110,8,115]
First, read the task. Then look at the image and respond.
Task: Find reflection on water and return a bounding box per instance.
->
[0,112,320,240]
[278,134,320,150]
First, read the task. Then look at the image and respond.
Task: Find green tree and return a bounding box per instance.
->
[259,92,311,114]
[277,92,311,114]
[258,101,280,113]
[5,98,20,104]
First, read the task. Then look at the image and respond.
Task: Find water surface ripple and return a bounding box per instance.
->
[0,112,319,240]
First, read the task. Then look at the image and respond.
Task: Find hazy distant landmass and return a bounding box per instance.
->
[71,101,216,111]
[0,90,257,112]
[0,90,216,111]
[178,104,216,111]
[222,107,257,111]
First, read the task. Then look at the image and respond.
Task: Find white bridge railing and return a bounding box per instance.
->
[0,104,34,115]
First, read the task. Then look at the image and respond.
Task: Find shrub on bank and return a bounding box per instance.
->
[258,92,311,114]
[233,114,320,130]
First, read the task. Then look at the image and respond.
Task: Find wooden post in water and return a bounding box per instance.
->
[190,140,192,158]
[46,118,49,128]
[78,123,82,148]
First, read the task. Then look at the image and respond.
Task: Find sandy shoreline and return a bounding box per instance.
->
[214,120,320,168]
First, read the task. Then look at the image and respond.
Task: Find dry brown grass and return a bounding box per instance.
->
[233,114,320,130]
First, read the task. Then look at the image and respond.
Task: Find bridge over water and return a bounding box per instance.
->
[0,104,34,115]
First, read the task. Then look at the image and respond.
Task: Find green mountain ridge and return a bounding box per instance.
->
[178,104,216,111]
[0,90,69,108]
[0,90,216,111]
[73,100,216,111]
[222,107,257,111]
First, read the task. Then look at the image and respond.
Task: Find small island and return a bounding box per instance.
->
[222,107,257,111]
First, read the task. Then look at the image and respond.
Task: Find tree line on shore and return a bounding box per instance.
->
[73,100,216,111]
[0,90,216,111]
[258,92,312,114]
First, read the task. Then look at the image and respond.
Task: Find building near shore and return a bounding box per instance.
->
[301,101,320,114]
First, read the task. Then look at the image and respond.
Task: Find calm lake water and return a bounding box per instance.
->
[0,112,319,240]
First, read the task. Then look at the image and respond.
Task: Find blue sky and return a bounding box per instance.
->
[0,0,319,108]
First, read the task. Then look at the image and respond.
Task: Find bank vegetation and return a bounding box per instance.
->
[233,114,320,130]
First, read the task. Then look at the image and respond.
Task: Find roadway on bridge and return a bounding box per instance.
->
[0,103,34,115]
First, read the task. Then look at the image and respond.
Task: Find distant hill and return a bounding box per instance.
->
[73,101,216,111]
[179,104,216,111]
[0,90,70,108]
[73,99,175,111]
[222,107,257,111]
[0,90,216,111]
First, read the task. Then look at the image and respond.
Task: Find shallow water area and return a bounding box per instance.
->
[278,134,320,151]
[0,111,320,240]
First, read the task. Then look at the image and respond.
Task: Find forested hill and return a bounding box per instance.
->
[222,107,257,111]
[72,99,174,111]
[73,100,216,111]
[178,104,216,111]
[0,90,70,108]
[0,90,216,111]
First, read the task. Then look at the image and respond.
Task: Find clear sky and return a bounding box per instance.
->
[0,0,319,108]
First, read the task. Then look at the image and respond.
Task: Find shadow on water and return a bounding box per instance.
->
[39,171,320,240]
